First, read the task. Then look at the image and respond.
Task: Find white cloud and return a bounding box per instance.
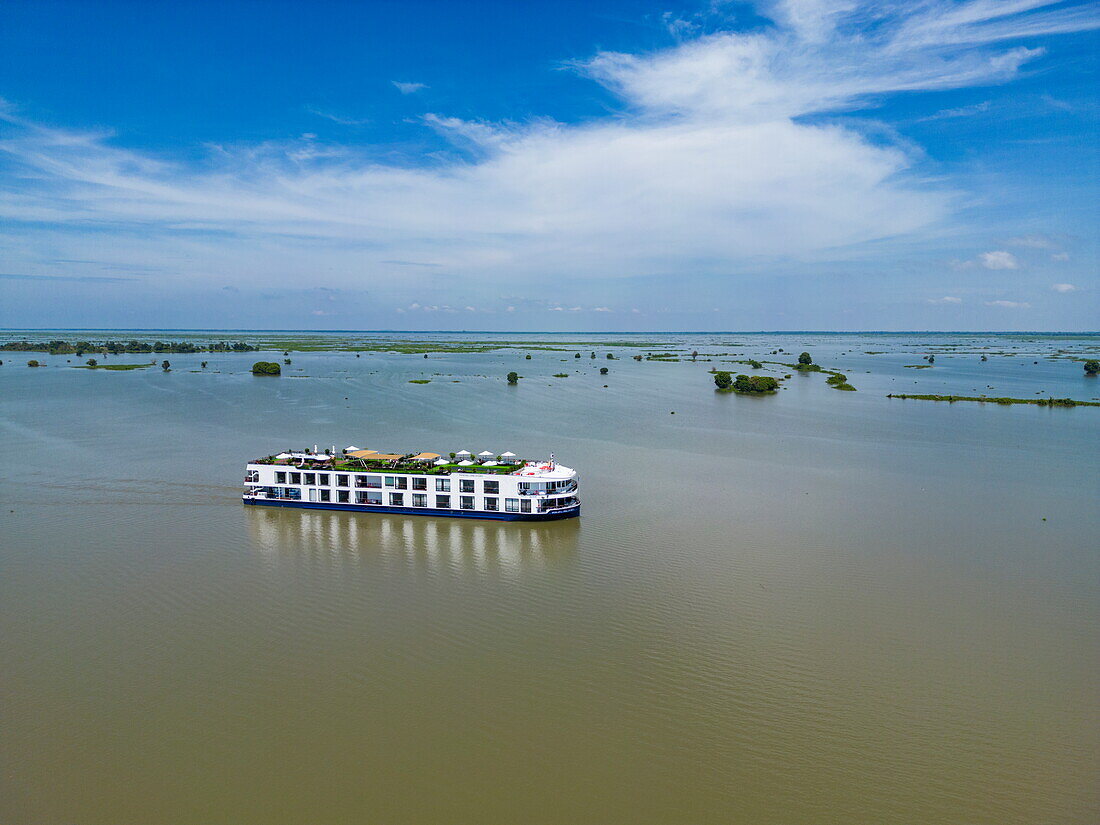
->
[306,106,370,126]
[0,2,1096,292]
[927,296,962,304]
[985,300,1030,308]
[1051,283,1076,293]
[979,250,1019,270]
[919,100,992,121]
[392,81,427,95]
[593,306,612,312]
[1051,252,1070,261]
[1007,233,1059,249]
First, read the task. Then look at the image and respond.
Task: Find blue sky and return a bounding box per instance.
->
[1,0,1097,331]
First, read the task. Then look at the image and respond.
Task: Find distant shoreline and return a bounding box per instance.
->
[1,328,1098,336]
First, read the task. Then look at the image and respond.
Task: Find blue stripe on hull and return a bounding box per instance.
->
[243,498,580,521]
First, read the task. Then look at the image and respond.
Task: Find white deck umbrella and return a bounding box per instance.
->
[478,450,494,457]
[457,459,474,466]
[456,449,472,457]
[434,458,449,465]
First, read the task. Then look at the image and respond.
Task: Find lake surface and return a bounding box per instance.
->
[2,332,1098,824]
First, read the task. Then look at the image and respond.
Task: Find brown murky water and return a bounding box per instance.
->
[2,333,1098,823]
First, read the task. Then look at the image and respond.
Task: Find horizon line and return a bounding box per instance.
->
[1,328,1098,336]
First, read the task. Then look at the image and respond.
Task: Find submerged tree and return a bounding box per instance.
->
[86,358,97,367]
[161,360,171,371]
[713,371,733,390]
[507,371,519,384]
[798,352,813,365]
[1085,359,1100,376]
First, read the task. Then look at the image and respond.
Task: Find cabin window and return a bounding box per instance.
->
[460,496,474,510]
[357,476,382,488]
[357,491,383,505]
[436,479,450,492]
[520,499,531,513]
[483,480,499,494]
[460,479,474,493]
[303,473,315,485]
[336,474,348,487]
[285,488,301,500]
[436,495,450,509]
[316,474,329,486]
[412,493,427,507]
[389,493,404,506]
[505,498,519,513]
[412,477,427,490]
[385,476,396,487]
[290,472,301,484]
[319,489,330,502]
[337,490,349,503]
[395,476,407,489]
[275,471,286,484]
[484,497,498,511]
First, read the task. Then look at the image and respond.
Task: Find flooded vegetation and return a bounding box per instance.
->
[2,329,1098,824]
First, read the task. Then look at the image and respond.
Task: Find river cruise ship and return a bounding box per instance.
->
[243,447,579,521]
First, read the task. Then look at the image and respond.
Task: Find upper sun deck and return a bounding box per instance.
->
[249,449,573,479]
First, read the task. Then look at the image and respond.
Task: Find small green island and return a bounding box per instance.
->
[887,393,1099,407]
[714,371,779,394]
[251,361,282,376]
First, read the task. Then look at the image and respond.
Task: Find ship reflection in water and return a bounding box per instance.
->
[245,504,580,578]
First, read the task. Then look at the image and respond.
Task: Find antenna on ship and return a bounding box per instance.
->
[550,452,555,469]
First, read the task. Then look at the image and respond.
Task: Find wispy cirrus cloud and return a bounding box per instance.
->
[305,106,371,126]
[392,81,427,94]
[0,1,1096,298]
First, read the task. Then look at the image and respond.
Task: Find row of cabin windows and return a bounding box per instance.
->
[271,471,499,495]
[267,488,531,512]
